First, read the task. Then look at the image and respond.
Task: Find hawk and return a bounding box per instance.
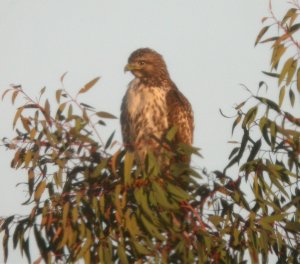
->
[121,48,194,163]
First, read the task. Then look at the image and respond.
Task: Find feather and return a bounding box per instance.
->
[121,48,194,163]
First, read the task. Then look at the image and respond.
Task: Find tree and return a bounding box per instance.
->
[1,1,300,263]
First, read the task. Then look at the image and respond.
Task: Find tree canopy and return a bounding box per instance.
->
[1,1,300,263]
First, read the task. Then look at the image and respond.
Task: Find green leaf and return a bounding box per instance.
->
[269,171,289,197]
[28,169,35,196]
[140,213,165,241]
[224,128,249,172]
[132,240,151,255]
[235,101,246,110]
[271,44,286,69]
[1,216,14,231]
[105,131,115,149]
[208,215,223,226]
[78,77,100,94]
[152,181,179,210]
[23,238,31,264]
[13,222,23,249]
[262,71,280,78]
[232,114,242,135]
[242,106,257,129]
[255,96,281,112]
[166,126,178,141]
[80,102,95,109]
[255,26,270,46]
[270,122,277,149]
[278,57,294,85]
[125,210,140,237]
[285,222,300,232]
[166,183,191,201]
[247,139,262,161]
[289,89,295,107]
[278,86,286,107]
[282,8,297,25]
[228,147,240,160]
[117,244,129,264]
[289,23,300,33]
[76,230,92,260]
[34,225,47,260]
[96,111,117,119]
[286,59,297,85]
[134,188,159,225]
[259,36,279,44]
[124,152,134,186]
[261,214,285,224]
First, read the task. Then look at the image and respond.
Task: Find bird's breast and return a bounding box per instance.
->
[125,80,169,139]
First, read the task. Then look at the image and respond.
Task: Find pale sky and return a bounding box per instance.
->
[0,0,286,263]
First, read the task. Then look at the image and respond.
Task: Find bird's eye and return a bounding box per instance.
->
[138,61,145,65]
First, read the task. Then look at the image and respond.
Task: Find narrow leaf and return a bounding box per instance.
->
[56,89,63,103]
[60,72,68,83]
[289,89,295,107]
[255,26,270,46]
[278,86,286,107]
[105,131,115,149]
[262,71,280,78]
[289,23,300,33]
[286,59,297,85]
[278,57,294,85]
[78,77,100,94]
[247,139,262,161]
[232,114,242,135]
[124,152,134,186]
[34,180,46,202]
[13,107,24,129]
[96,111,117,119]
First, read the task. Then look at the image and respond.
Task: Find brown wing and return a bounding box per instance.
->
[166,83,194,146]
[120,94,132,150]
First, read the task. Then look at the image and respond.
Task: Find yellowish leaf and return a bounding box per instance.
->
[11,90,19,105]
[24,151,32,168]
[278,86,286,107]
[278,57,293,85]
[78,77,100,94]
[286,59,297,85]
[56,89,62,103]
[124,152,134,186]
[62,202,70,227]
[34,180,46,202]
[44,99,50,118]
[96,111,117,119]
[13,107,24,129]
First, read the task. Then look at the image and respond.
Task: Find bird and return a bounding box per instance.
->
[120,48,194,165]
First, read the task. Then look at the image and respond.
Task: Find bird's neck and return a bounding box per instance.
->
[138,74,171,87]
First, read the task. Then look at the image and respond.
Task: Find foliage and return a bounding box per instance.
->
[0,1,300,263]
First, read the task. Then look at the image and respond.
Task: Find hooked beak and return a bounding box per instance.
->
[124,63,141,73]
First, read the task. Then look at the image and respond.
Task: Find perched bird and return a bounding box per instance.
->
[121,48,194,164]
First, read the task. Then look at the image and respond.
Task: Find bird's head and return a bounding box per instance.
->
[124,48,170,84]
